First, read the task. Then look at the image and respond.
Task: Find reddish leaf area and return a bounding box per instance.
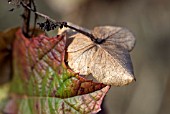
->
[11,29,109,98]
[2,28,110,114]
[0,27,19,84]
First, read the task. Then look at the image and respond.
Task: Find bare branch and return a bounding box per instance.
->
[20,1,96,41]
[30,0,37,36]
[22,0,31,38]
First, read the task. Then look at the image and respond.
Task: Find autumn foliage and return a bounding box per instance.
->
[1,28,110,114]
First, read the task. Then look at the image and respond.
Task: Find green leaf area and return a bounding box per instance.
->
[2,28,110,114]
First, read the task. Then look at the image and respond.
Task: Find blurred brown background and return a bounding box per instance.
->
[0,0,170,114]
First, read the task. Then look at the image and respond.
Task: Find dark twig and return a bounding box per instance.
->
[30,0,37,36]
[20,1,96,41]
[22,0,31,38]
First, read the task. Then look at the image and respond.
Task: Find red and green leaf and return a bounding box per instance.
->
[2,28,110,114]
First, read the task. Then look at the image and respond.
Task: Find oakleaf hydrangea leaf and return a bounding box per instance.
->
[3,28,110,114]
